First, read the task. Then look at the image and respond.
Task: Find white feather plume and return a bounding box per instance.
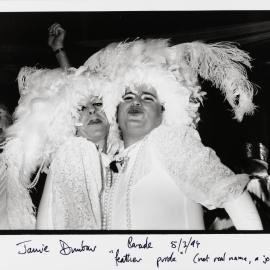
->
[172,41,255,120]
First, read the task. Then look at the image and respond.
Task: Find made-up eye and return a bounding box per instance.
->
[93,102,103,107]
[141,94,155,102]
[78,105,87,112]
[122,93,135,101]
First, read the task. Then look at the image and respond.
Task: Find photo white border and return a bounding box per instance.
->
[0,2,270,269]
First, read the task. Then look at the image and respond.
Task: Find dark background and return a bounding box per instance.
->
[1,11,270,170]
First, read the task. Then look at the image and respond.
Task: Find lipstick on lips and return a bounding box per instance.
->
[128,106,144,114]
[88,118,103,125]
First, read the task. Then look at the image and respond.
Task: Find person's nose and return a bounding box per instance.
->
[88,104,96,114]
[132,95,142,106]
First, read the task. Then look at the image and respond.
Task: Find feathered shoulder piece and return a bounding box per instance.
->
[0,66,98,229]
[84,39,256,127]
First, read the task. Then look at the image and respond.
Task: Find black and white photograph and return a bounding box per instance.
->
[1,4,270,269]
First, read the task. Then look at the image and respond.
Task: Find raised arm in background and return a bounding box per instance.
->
[48,23,71,70]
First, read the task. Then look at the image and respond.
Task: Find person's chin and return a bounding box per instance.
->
[79,122,105,135]
[84,130,107,142]
[125,120,146,132]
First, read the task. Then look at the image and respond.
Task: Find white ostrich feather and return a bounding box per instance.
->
[172,41,255,120]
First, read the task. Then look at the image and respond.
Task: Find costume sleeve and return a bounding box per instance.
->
[223,190,263,229]
[151,125,249,210]
[37,138,81,229]
[37,137,102,229]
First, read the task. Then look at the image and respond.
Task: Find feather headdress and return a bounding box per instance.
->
[0,67,107,229]
[84,39,256,129]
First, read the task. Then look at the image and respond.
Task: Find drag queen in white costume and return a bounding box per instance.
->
[83,39,263,230]
[0,66,117,229]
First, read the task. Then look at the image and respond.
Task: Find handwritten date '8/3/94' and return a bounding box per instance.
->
[171,237,200,254]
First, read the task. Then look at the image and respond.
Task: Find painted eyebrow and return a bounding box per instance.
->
[122,92,136,98]
[141,92,157,99]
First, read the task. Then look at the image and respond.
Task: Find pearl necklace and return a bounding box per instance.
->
[101,167,111,230]
[102,157,129,230]
[103,138,146,230]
